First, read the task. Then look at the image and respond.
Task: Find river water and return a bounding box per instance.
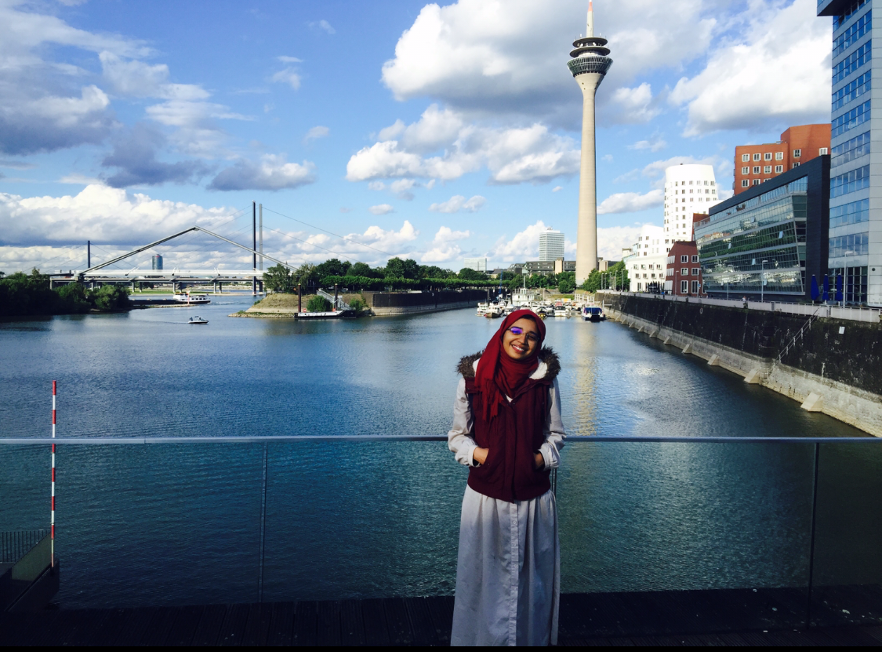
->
[1,297,881,609]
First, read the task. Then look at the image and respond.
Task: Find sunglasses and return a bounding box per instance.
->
[508,326,541,342]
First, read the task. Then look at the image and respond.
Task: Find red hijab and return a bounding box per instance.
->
[475,309,546,422]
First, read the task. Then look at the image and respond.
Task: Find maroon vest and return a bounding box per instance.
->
[464,375,553,503]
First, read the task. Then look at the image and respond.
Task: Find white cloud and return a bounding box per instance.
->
[597,225,646,261]
[347,105,579,185]
[380,0,718,126]
[489,220,550,262]
[670,0,830,136]
[390,178,418,200]
[308,20,336,35]
[429,195,486,213]
[209,155,316,191]
[552,186,562,192]
[628,132,667,153]
[99,52,209,101]
[271,68,301,90]
[277,56,303,64]
[369,204,395,215]
[422,226,471,263]
[597,189,664,215]
[303,125,329,144]
[609,83,662,124]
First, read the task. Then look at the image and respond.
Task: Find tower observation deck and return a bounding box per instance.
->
[568,1,612,285]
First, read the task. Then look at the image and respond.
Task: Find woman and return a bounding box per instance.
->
[448,309,566,646]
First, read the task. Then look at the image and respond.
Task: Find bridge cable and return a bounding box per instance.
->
[262,207,394,259]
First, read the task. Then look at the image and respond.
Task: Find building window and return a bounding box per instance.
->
[793,149,801,158]
[637,283,642,291]
[764,166,772,174]
[691,255,699,263]
[764,152,772,161]
[692,268,700,276]
[741,180,749,187]
[831,164,870,198]
[681,280,688,293]
[692,281,700,294]
[775,152,783,161]
[680,255,688,263]
[681,268,689,275]
[753,180,761,185]
[753,153,761,161]
[742,154,750,162]
[792,163,800,168]
[820,148,828,155]
[775,165,783,173]
[741,167,749,174]
[752,166,760,174]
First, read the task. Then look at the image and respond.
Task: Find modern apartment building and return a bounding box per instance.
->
[818,0,876,304]
[663,164,719,244]
[734,124,831,194]
[539,228,566,262]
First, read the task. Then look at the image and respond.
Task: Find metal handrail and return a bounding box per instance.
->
[0,435,879,444]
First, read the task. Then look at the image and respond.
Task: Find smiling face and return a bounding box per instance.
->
[502,317,541,361]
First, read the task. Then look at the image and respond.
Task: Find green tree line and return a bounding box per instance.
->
[0,270,131,317]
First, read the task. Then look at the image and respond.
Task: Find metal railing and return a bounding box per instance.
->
[1,530,48,564]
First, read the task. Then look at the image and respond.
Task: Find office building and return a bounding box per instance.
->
[568,1,612,284]
[695,156,830,302]
[462,257,488,273]
[664,164,718,244]
[538,229,566,262]
[151,254,163,271]
[734,124,831,194]
[818,0,875,304]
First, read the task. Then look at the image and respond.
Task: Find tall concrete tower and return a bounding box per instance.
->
[568,1,612,285]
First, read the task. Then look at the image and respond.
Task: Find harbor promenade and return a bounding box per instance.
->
[4,589,882,646]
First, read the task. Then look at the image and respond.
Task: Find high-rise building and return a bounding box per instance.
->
[152,254,163,271]
[663,164,718,244]
[818,0,875,305]
[568,1,612,285]
[462,257,488,272]
[539,228,566,261]
[734,124,831,194]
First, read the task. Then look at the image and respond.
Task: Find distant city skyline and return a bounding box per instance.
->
[0,0,834,276]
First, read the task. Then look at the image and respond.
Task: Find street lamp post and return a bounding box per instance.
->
[761,259,768,303]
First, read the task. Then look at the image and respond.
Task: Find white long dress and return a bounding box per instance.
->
[448,359,566,646]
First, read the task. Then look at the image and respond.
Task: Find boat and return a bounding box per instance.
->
[297,310,357,320]
[484,304,503,318]
[476,302,489,315]
[188,316,208,324]
[173,293,210,304]
[553,308,569,318]
[582,306,605,322]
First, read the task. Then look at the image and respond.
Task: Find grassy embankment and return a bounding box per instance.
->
[231,292,366,318]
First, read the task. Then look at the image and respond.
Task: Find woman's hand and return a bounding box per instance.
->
[473,447,489,465]
[533,452,545,470]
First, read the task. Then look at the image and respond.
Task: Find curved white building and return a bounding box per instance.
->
[664,164,718,242]
[622,224,667,292]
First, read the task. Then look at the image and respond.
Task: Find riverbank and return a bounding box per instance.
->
[601,292,882,436]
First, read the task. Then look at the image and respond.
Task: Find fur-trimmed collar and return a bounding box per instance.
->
[457,347,560,382]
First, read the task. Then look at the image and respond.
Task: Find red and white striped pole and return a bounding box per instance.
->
[51,380,56,569]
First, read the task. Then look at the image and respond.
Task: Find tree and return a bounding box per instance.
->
[307,296,332,312]
[458,268,486,281]
[580,269,602,293]
[350,262,378,278]
[263,264,295,293]
[314,258,351,279]
[385,257,419,279]
[420,265,454,279]
[88,285,130,311]
[607,261,629,290]
[293,263,319,288]
[557,272,576,294]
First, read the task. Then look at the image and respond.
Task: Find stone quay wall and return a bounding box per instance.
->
[363,290,487,316]
[600,293,882,437]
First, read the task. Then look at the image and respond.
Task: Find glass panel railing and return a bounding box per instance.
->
[2,437,882,638]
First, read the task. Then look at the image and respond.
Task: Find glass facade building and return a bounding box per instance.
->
[695,157,829,301]
[819,0,876,305]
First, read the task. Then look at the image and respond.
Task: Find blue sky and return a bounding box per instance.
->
[0,0,832,274]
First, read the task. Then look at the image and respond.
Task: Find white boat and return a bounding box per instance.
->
[553,307,569,318]
[173,293,210,304]
[582,306,605,322]
[188,316,208,324]
[476,302,489,315]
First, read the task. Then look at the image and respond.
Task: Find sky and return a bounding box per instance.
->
[0,0,833,275]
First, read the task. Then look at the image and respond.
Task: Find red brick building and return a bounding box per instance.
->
[734,124,831,194]
[666,241,704,296]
